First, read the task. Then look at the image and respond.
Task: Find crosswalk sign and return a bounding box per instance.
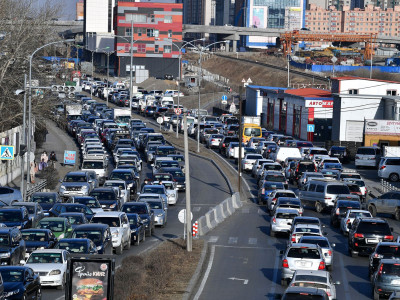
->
[0,145,14,160]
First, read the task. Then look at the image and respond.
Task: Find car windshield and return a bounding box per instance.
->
[57,241,88,253]
[276,192,296,198]
[287,247,321,259]
[311,150,329,155]
[123,205,147,214]
[73,231,102,243]
[376,245,400,256]
[298,164,315,172]
[292,282,329,289]
[0,234,10,246]
[104,182,125,190]
[244,128,261,136]
[82,161,104,169]
[347,180,365,187]
[74,199,101,208]
[276,213,297,219]
[381,263,400,276]
[348,212,371,218]
[143,187,164,194]
[64,215,84,225]
[265,175,285,182]
[169,170,184,177]
[146,201,163,210]
[91,217,120,227]
[163,183,174,190]
[31,195,56,204]
[327,185,350,194]
[358,222,391,234]
[109,172,132,181]
[90,191,117,200]
[264,182,284,190]
[158,161,179,168]
[295,228,320,234]
[0,270,23,282]
[300,239,329,248]
[0,211,22,222]
[341,174,362,179]
[21,232,47,242]
[331,147,346,154]
[154,174,172,181]
[27,253,62,264]
[38,220,65,232]
[264,165,282,171]
[64,175,87,182]
[127,216,138,226]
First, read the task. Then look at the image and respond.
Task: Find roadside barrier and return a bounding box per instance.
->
[26,179,47,199]
[197,192,242,236]
[193,221,198,237]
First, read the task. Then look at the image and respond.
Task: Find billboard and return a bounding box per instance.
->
[365,119,400,136]
[66,257,115,300]
[305,100,333,108]
[64,150,76,165]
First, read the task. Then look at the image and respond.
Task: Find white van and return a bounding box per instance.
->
[269,147,301,164]
[113,82,126,89]
[355,146,381,168]
[161,96,174,107]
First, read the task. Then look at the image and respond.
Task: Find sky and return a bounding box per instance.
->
[36,0,79,20]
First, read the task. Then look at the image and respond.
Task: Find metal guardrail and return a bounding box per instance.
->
[26,179,47,199]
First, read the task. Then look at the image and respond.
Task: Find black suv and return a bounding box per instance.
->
[372,259,400,299]
[0,207,30,229]
[292,161,316,184]
[329,146,350,163]
[348,218,394,257]
[121,202,155,237]
[369,242,400,278]
[0,227,26,265]
[330,200,361,227]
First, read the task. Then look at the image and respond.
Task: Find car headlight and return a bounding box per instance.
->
[82,186,89,190]
[49,269,62,275]
[0,252,10,258]
[38,247,45,250]
[60,185,66,190]
[96,246,102,250]
[131,229,137,233]
[5,289,19,297]
[157,214,163,217]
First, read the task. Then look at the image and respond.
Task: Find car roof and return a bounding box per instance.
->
[91,188,116,192]
[299,236,328,241]
[289,243,320,249]
[12,202,36,206]
[92,212,125,217]
[73,224,108,230]
[21,229,51,233]
[294,224,321,229]
[65,171,87,175]
[275,208,299,214]
[293,269,329,277]
[40,217,67,222]
[30,249,67,254]
[358,217,387,223]
[59,212,86,217]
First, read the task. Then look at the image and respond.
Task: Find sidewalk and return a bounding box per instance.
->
[8,119,80,192]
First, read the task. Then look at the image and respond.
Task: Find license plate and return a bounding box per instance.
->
[367,239,378,244]
[296,260,311,267]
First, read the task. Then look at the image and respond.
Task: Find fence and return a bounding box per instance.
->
[290,60,400,73]
[26,179,47,199]
[197,192,242,236]
[380,179,399,193]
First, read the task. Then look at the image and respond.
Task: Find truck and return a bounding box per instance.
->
[383,146,400,157]
[114,108,131,128]
[65,104,82,121]
[242,116,261,126]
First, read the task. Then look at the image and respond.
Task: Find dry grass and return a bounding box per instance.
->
[114,239,204,300]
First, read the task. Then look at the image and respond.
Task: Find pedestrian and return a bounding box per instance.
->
[30,160,37,184]
[38,158,47,171]
[49,151,57,168]
[41,151,48,164]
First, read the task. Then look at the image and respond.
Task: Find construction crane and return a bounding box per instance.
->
[280,31,377,60]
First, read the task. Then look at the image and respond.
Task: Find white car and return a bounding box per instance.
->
[103,180,130,204]
[90,212,131,254]
[340,209,372,235]
[241,154,263,171]
[251,159,274,178]
[24,249,68,289]
[161,181,178,205]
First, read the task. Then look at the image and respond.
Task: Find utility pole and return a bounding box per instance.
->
[238,95,242,194]
[129,19,134,113]
[184,112,192,251]
[20,74,27,201]
[197,50,202,152]
[287,54,290,88]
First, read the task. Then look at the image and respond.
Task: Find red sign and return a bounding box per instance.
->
[305,100,333,108]
[174,108,182,115]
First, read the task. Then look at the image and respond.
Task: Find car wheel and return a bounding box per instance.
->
[35,288,42,300]
[115,243,123,255]
[281,278,287,286]
[389,173,399,182]
[350,249,358,258]
[315,202,323,213]
[373,289,380,300]
[56,276,65,290]
[368,205,377,217]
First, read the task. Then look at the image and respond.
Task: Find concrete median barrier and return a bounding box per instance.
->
[196,192,242,236]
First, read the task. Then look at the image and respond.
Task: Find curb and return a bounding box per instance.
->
[182,241,210,300]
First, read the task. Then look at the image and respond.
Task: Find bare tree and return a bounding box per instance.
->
[0,0,65,131]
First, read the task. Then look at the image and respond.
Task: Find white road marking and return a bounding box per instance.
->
[228,237,238,244]
[269,249,281,300]
[209,236,219,243]
[193,245,216,300]
[228,277,249,284]
[248,238,257,245]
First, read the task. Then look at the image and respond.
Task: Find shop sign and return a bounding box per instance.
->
[305,100,333,108]
[365,119,400,136]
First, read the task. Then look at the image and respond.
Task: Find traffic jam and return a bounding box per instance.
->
[0,77,400,299]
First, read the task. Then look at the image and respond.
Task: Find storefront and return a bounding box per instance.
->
[364,119,400,146]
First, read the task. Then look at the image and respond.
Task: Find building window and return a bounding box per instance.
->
[137,28,143,37]
[168,30,172,38]
[387,89,397,96]
[349,89,358,94]
[154,30,159,38]
[147,29,154,37]
[125,28,132,37]
[164,16,172,23]
[155,45,159,53]
[149,14,155,22]
[164,45,172,53]
[126,14,147,23]
[137,44,146,53]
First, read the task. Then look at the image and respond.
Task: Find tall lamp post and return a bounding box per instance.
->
[27,39,75,186]
[196,40,228,152]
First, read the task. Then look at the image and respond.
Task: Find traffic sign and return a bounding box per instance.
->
[222,95,228,101]
[0,145,14,160]
[307,124,315,133]
[178,209,193,224]
[174,108,182,115]
[156,117,163,124]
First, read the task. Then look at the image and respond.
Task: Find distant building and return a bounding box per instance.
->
[114,1,183,81]
[76,0,84,21]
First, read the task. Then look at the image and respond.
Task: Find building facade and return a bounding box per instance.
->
[114,1,183,80]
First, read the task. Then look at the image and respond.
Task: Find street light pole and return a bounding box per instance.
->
[27,39,75,186]
[20,74,27,201]
[197,50,202,152]
[106,51,110,106]
[129,19,134,113]
[184,111,192,252]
